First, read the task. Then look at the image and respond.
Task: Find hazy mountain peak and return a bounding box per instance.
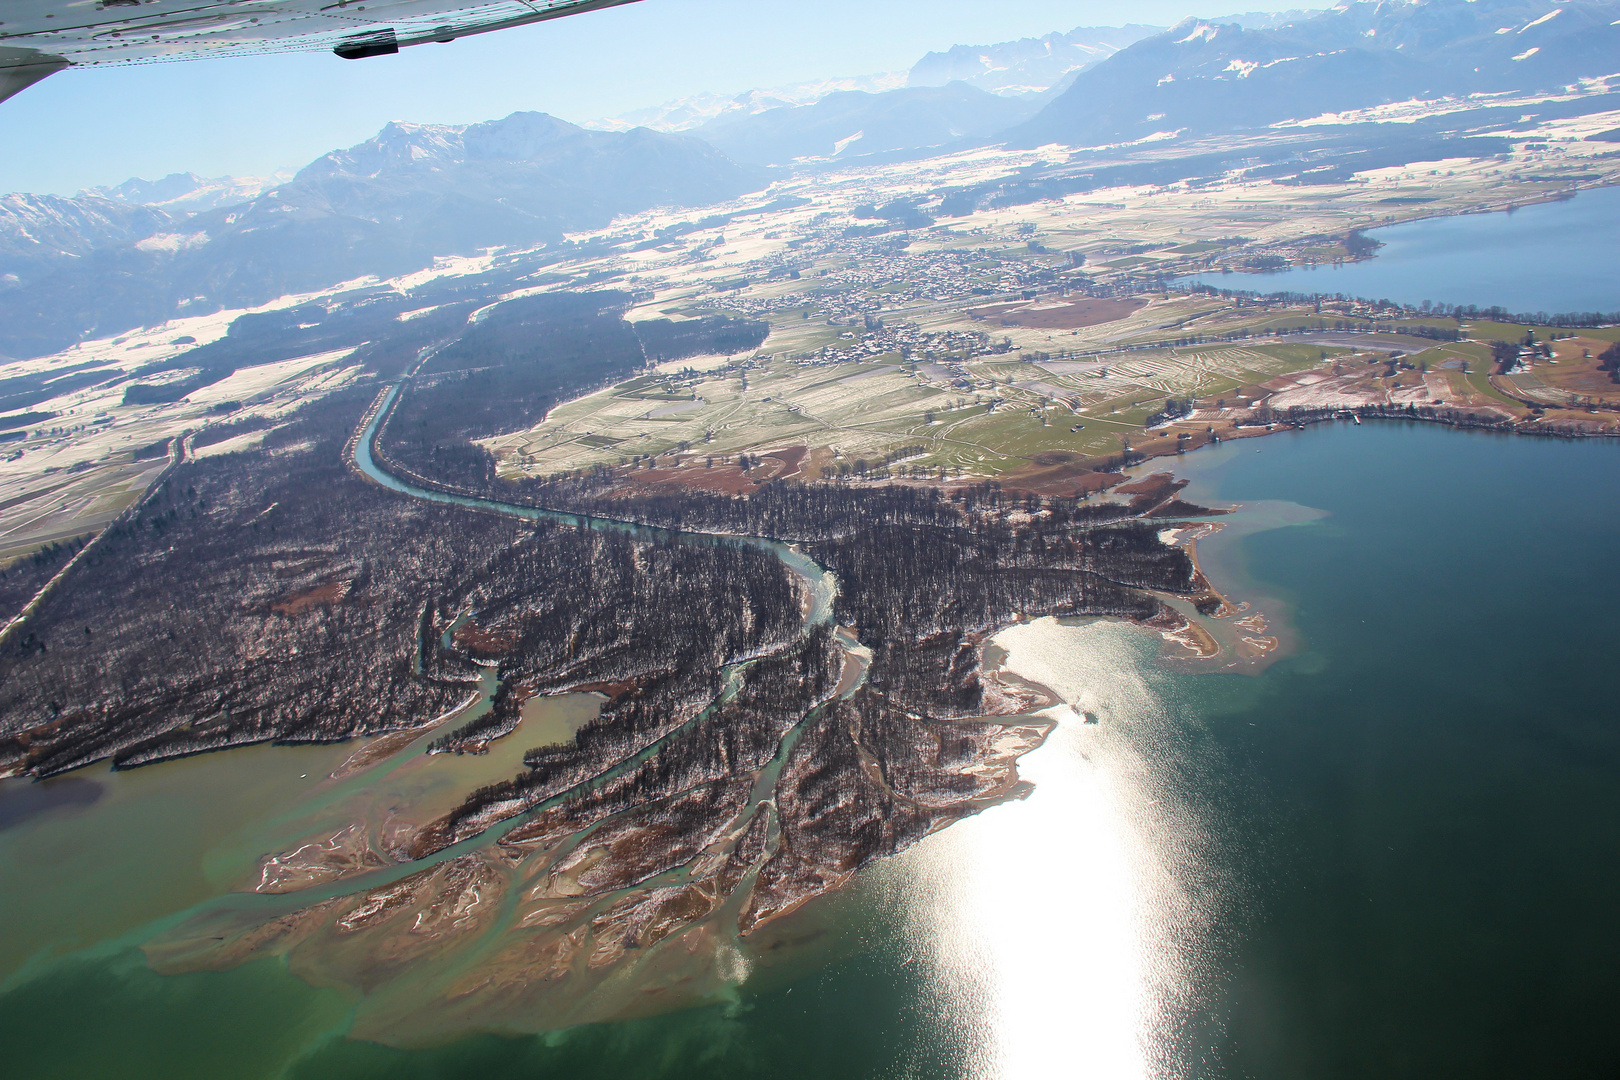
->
[1210,9,1332,30]
[694,81,1039,167]
[300,112,605,182]
[1169,18,1235,45]
[0,114,765,358]
[587,74,909,134]
[908,24,1163,95]
[301,120,467,180]
[81,171,291,215]
[0,192,175,263]
[463,112,586,160]
[93,172,208,205]
[1007,0,1620,152]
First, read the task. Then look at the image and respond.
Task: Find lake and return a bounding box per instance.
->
[2,421,1618,1078]
[1183,184,1620,316]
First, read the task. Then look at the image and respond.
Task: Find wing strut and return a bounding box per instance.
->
[0,56,70,105]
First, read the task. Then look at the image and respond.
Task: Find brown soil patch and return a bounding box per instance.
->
[619,464,759,496]
[1535,338,1620,401]
[565,678,639,703]
[1114,472,1180,497]
[453,620,519,656]
[272,581,350,616]
[1547,372,1620,396]
[330,724,439,781]
[972,297,1148,330]
[1136,604,1220,660]
[763,446,809,480]
[1002,456,1125,497]
[1116,472,1193,513]
[803,446,837,482]
[1148,498,1231,519]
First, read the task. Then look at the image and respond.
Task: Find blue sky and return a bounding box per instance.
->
[1,0,1331,196]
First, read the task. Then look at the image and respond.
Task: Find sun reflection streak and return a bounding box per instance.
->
[884,618,1210,1080]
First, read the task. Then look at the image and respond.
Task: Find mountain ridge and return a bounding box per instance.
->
[82,172,293,215]
[1010,0,1620,148]
[692,82,1038,168]
[0,112,764,359]
[907,24,1164,95]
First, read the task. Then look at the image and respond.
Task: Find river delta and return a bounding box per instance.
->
[0,416,1615,1079]
[0,100,1617,1080]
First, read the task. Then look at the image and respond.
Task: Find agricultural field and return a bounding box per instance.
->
[0,336,366,563]
[3,82,1618,565]
[483,302,1364,483]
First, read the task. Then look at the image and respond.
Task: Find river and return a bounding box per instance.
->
[1183,184,1620,315]
[2,420,1618,1078]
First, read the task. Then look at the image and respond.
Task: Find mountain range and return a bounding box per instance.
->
[693,82,1040,167]
[84,172,294,215]
[906,24,1164,95]
[0,193,174,284]
[0,113,760,359]
[656,0,1620,169]
[588,73,909,134]
[4,0,1619,359]
[1011,0,1620,147]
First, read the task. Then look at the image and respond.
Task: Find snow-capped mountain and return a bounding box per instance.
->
[901,13,1323,98]
[83,171,294,215]
[0,193,175,281]
[586,72,910,134]
[907,25,1163,96]
[692,83,1039,167]
[0,112,763,359]
[1010,0,1620,148]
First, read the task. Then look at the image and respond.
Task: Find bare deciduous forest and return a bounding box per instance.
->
[0,288,1204,938]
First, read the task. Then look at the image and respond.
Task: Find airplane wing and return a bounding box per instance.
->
[0,0,644,103]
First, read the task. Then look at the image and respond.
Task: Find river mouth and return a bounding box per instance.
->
[7,408,1616,1075]
[103,374,886,1044]
[0,368,1178,1053]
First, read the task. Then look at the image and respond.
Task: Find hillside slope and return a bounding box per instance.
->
[0,113,762,359]
[1010,0,1620,148]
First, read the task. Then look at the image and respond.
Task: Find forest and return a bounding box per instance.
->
[378,291,766,486]
[1,281,1208,958]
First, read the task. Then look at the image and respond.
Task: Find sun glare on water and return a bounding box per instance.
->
[886,618,1212,1080]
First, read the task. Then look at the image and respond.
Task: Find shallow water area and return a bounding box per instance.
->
[247,686,605,895]
[0,738,356,981]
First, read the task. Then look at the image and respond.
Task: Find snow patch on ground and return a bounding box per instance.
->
[1520,9,1562,32]
[191,428,274,459]
[184,350,354,409]
[133,231,209,254]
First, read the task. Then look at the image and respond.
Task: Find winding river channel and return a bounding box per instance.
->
[117,375,886,1037]
[355,380,842,627]
[346,375,873,910]
[3,404,1618,1078]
